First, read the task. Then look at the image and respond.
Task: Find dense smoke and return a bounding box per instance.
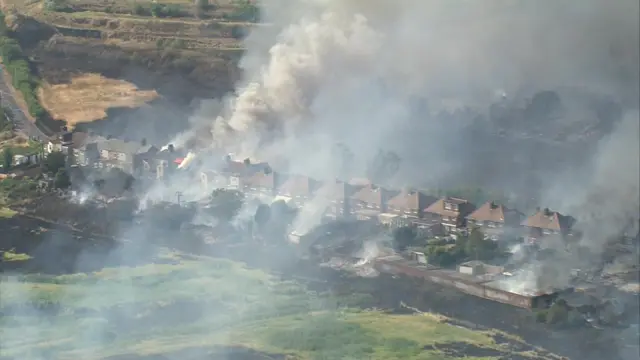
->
[187,0,638,178]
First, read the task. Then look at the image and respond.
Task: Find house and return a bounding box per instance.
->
[521,208,576,243]
[277,175,319,207]
[219,157,270,190]
[466,201,524,240]
[387,188,438,229]
[245,170,282,197]
[350,184,398,221]
[320,179,352,219]
[423,197,476,234]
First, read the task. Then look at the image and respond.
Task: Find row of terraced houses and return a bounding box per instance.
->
[200,157,577,244]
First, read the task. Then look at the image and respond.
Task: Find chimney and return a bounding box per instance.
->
[224,154,232,163]
[490,201,497,209]
[263,165,272,174]
[536,206,541,212]
[106,134,113,140]
[168,144,175,152]
[243,158,251,165]
[141,138,147,146]
[543,208,551,216]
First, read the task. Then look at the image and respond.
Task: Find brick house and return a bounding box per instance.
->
[220,158,269,190]
[423,197,476,234]
[321,179,352,219]
[521,208,576,243]
[277,175,319,207]
[350,184,398,221]
[386,189,439,230]
[466,201,524,240]
[244,170,282,197]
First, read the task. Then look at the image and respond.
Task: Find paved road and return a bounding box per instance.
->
[0,66,49,141]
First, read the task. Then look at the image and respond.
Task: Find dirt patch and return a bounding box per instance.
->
[37,74,159,128]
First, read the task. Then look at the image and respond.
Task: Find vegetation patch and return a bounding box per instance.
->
[0,11,52,131]
[0,254,564,359]
[0,206,16,217]
[38,73,158,128]
[2,249,31,261]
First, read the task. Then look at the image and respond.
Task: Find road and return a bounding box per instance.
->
[0,66,49,141]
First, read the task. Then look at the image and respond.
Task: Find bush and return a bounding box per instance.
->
[226,0,260,22]
[545,301,569,325]
[132,3,147,16]
[151,3,183,18]
[44,0,74,12]
[425,245,465,267]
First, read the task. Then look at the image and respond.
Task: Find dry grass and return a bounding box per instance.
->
[37,73,159,128]
[0,206,17,218]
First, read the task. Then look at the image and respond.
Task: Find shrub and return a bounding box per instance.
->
[545,302,569,325]
[44,0,73,13]
[151,3,183,18]
[132,3,147,16]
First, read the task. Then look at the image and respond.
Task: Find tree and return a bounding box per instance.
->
[2,147,12,172]
[54,168,71,189]
[207,188,244,221]
[464,228,499,261]
[254,203,271,227]
[392,226,417,252]
[43,151,66,175]
[194,0,209,18]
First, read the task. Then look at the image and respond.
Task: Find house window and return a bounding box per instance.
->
[444,203,452,210]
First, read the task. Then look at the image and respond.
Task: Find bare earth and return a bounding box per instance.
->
[38,74,159,128]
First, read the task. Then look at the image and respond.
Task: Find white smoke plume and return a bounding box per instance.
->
[186,0,639,168]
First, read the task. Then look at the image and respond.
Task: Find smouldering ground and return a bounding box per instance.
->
[0,252,562,360]
[37,74,158,128]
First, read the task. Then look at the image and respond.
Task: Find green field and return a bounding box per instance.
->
[0,251,560,360]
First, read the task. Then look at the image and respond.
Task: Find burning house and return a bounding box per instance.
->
[521,208,576,244]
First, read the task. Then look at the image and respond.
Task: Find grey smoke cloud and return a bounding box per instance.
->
[186,0,638,184]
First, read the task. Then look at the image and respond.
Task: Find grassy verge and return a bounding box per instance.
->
[0,206,16,217]
[1,249,31,261]
[0,253,561,359]
[0,10,54,133]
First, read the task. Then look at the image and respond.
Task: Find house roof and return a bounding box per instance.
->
[96,138,143,155]
[467,201,524,224]
[351,184,396,206]
[136,144,158,155]
[70,132,92,149]
[246,171,278,189]
[521,209,575,231]
[424,197,473,217]
[223,160,247,174]
[387,189,438,211]
[279,175,318,197]
[321,179,350,202]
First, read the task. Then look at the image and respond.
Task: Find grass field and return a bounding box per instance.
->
[38,74,158,128]
[0,252,562,360]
